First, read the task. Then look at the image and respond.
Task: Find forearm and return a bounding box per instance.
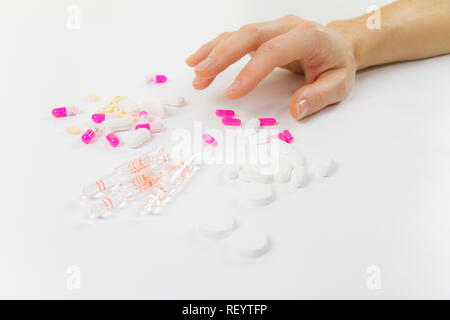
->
[327,0,450,70]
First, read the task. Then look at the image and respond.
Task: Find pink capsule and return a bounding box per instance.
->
[221,117,241,126]
[202,133,218,147]
[81,127,100,144]
[282,130,293,143]
[216,109,235,117]
[91,113,118,124]
[259,118,277,126]
[145,74,167,84]
[52,106,79,118]
[106,132,120,147]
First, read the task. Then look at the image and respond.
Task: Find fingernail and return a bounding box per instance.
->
[193,77,202,85]
[195,57,215,71]
[225,80,241,96]
[296,99,310,120]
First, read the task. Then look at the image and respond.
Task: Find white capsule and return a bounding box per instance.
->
[274,162,293,183]
[317,158,335,177]
[227,226,269,257]
[238,166,273,184]
[197,213,235,240]
[126,128,151,148]
[160,95,186,107]
[101,118,134,132]
[116,97,140,115]
[142,101,166,118]
[290,166,307,188]
[225,164,242,179]
[239,182,274,206]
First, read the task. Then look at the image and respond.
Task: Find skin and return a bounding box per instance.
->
[186,0,450,120]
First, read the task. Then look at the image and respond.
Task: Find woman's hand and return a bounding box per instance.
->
[186,15,357,120]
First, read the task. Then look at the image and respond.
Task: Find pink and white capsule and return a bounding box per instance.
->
[202,133,217,147]
[135,110,151,130]
[259,118,277,126]
[81,127,101,144]
[91,113,119,124]
[221,117,241,126]
[52,106,79,118]
[105,129,120,147]
[145,74,167,84]
[282,130,293,143]
[216,109,235,117]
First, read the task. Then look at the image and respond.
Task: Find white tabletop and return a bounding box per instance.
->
[1,0,450,299]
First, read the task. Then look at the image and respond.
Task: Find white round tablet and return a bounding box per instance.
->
[238,166,273,184]
[227,227,269,258]
[239,182,274,206]
[197,213,235,239]
[317,158,335,177]
[274,162,293,183]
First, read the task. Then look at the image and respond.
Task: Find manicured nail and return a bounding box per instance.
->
[195,57,215,71]
[225,80,241,96]
[296,99,310,120]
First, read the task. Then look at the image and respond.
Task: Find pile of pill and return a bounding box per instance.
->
[81,147,195,218]
[51,88,186,149]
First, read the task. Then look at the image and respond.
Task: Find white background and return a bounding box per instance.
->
[1,0,450,299]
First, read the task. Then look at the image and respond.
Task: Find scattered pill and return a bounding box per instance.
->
[81,127,101,144]
[225,164,242,179]
[238,166,273,184]
[65,126,81,135]
[160,95,186,107]
[52,106,79,118]
[221,117,241,126]
[216,109,235,117]
[91,113,119,124]
[135,110,151,130]
[88,93,99,102]
[239,182,274,207]
[317,158,335,177]
[105,129,120,147]
[290,166,307,188]
[97,106,114,114]
[227,226,269,257]
[126,128,151,148]
[282,130,293,143]
[101,118,134,132]
[145,74,167,84]
[197,213,235,240]
[142,102,166,118]
[259,118,277,126]
[116,97,140,116]
[202,133,217,147]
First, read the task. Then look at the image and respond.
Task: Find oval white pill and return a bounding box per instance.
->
[126,128,151,148]
[101,118,134,132]
[225,164,242,179]
[238,166,273,184]
[290,166,307,188]
[116,97,140,115]
[317,158,334,177]
[239,182,274,206]
[274,162,293,183]
[142,101,166,118]
[160,95,186,107]
[197,213,235,240]
[227,227,269,258]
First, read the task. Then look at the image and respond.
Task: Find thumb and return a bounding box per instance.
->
[289,68,352,120]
